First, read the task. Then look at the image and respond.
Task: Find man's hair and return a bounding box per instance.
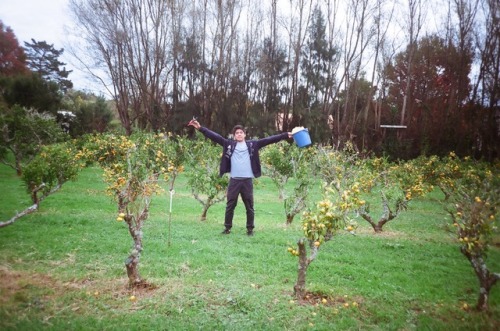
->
[232,125,246,135]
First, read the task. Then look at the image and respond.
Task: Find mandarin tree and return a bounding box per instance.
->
[282,145,316,224]
[0,140,83,228]
[290,143,366,299]
[290,185,360,299]
[262,141,316,224]
[185,135,228,221]
[79,131,185,288]
[0,105,67,176]
[439,155,499,311]
[314,143,372,205]
[261,141,295,200]
[357,156,431,233]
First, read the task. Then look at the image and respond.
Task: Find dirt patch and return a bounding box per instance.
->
[125,280,158,296]
[0,265,61,304]
[295,290,364,309]
[0,264,160,306]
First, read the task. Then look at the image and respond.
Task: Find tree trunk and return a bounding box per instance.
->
[462,247,499,311]
[125,216,144,288]
[125,254,142,288]
[200,205,208,221]
[293,239,308,299]
[360,210,385,233]
[374,223,384,233]
[293,238,319,299]
[15,156,22,176]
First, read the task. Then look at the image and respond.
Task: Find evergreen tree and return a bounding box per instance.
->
[0,73,63,113]
[24,39,73,92]
[301,6,336,106]
[300,6,336,142]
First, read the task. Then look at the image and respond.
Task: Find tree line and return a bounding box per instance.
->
[66,0,499,160]
[0,20,115,175]
[1,1,498,161]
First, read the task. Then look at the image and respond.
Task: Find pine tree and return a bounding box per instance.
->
[24,39,73,92]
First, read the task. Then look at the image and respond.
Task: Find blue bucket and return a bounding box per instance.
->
[293,128,312,148]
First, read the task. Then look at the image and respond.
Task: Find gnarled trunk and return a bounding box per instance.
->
[201,205,208,221]
[125,228,144,288]
[293,239,319,299]
[462,247,500,311]
[122,201,149,288]
[359,193,404,233]
[293,239,309,299]
[125,256,142,287]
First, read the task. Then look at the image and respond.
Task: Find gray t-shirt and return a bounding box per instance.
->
[230,142,254,178]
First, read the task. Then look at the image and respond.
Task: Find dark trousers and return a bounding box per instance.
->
[224,178,254,230]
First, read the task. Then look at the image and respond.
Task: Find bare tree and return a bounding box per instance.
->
[472,0,499,108]
[452,0,479,106]
[199,0,242,131]
[178,0,211,121]
[68,0,173,134]
[240,0,264,98]
[360,0,395,149]
[282,0,314,131]
[399,0,425,128]
[170,1,188,111]
[334,0,375,145]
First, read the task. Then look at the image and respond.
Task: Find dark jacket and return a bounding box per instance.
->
[199,127,289,178]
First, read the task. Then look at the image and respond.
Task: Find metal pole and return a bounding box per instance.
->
[168,189,174,247]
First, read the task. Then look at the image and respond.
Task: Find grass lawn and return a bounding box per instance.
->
[0,164,499,330]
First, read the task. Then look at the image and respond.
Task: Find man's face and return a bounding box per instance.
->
[234,129,246,142]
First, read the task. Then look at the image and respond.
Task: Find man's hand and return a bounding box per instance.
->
[188,119,201,130]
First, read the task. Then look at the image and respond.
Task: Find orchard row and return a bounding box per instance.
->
[16,131,499,311]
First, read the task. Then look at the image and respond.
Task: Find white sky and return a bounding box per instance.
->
[0,0,103,94]
[0,0,453,98]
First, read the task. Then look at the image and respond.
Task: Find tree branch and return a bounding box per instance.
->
[0,203,39,228]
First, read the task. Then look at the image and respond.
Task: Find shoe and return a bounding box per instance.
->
[221,229,231,234]
[247,230,254,236]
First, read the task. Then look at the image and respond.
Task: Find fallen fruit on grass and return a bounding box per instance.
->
[116,217,124,222]
[119,212,126,218]
[129,295,137,302]
[314,241,320,247]
[321,298,327,304]
[346,226,354,231]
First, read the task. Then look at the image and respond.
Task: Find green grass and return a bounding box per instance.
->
[0,164,499,330]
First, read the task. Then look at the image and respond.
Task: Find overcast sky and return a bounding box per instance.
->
[0,0,453,97]
[0,0,103,94]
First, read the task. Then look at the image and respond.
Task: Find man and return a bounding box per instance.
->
[188,119,292,236]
